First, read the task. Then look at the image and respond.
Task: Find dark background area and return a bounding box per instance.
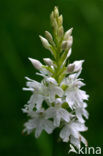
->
[0,0,103,155]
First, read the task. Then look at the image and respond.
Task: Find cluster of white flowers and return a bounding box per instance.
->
[22,6,89,153]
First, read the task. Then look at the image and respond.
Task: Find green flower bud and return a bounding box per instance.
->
[54,6,59,18]
[39,35,50,50]
[45,31,54,45]
[52,19,58,31]
[50,11,54,25]
[58,15,63,26]
[58,26,64,38]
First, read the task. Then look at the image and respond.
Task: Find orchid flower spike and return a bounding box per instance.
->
[22,6,89,154]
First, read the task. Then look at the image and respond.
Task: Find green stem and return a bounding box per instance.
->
[52,133,56,156]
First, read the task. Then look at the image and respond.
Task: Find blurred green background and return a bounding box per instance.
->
[0,0,103,155]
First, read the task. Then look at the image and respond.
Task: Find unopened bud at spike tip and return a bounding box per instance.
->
[50,11,54,24]
[39,35,50,50]
[58,15,63,26]
[54,6,59,17]
[28,58,42,70]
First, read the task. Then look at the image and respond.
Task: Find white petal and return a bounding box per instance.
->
[60,125,70,142]
[70,128,79,139]
[25,76,34,81]
[24,118,37,134]
[83,109,89,119]
[46,107,55,118]
[46,77,57,85]
[23,87,34,92]
[70,136,81,149]
[80,135,88,146]
[76,110,85,123]
[73,60,84,72]
[72,122,88,132]
[55,98,63,104]
[44,120,55,134]
[26,81,41,89]
[55,86,63,97]
[35,122,43,138]
[66,92,74,109]
[73,80,85,88]
[59,108,71,123]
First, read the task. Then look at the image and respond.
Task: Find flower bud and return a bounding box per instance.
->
[58,15,63,26]
[45,31,53,44]
[67,64,75,73]
[43,58,53,66]
[52,18,58,30]
[58,26,64,38]
[50,11,54,24]
[54,6,59,17]
[73,60,84,72]
[68,36,73,47]
[62,36,73,50]
[64,28,73,40]
[68,60,84,73]
[28,58,42,70]
[62,41,68,50]
[39,36,50,50]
